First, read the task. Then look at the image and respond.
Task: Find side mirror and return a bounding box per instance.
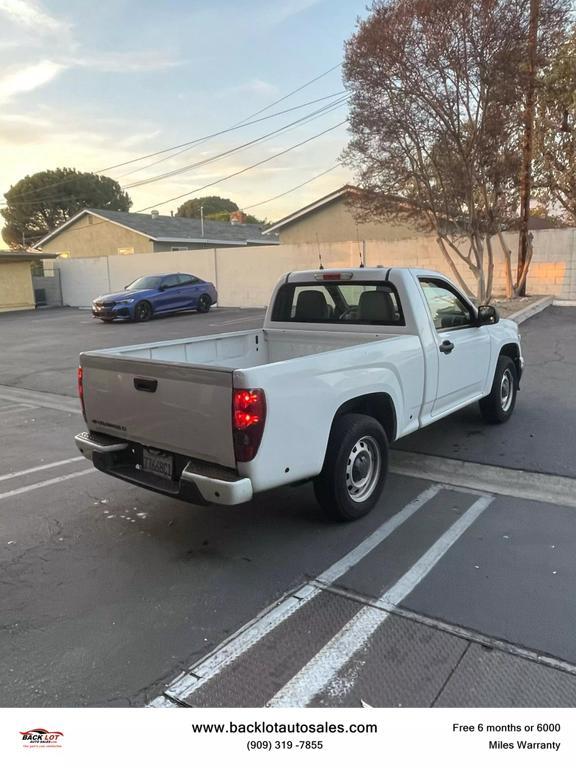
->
[158,285,166,292]
[477,305,499,326]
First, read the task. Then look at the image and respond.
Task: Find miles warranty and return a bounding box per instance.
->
[490,740,561,752]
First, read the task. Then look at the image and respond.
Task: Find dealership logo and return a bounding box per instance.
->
[20,728,63,748]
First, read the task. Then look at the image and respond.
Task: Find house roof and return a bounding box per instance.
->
[0,249,58,263]
[263,185,358,234]
[35,208,279,248]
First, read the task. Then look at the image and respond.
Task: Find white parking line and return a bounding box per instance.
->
[0,404,37,415]
[209,317,264,327]
[267,494,493,707]
[0,456,86,484]
[154,485,443,706]
[0,468,96,502]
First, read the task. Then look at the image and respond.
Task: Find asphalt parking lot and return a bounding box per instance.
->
[1,305,576,708]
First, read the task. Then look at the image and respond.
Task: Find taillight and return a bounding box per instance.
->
[232,388,266,462]
[77,366,86,418]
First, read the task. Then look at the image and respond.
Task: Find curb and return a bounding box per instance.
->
[507,295,553,325]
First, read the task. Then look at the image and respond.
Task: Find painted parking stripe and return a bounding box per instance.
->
[0,469,96,502]
[0,402,36,413]
[267,494,493,708]
[209,317,264,327]
[0,456,86,484]
[0,385,81,415]
[391,450,576,508]
[154,485,443,706]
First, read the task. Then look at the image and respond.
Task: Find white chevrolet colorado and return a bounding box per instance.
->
[75,268,523,521]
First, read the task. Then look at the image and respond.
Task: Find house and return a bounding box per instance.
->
[0,250,58,313]
[263,185,426,244]
[35,208,279,259]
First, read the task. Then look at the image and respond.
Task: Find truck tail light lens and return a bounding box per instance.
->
[232,388,266,462]
[77,366,86,418]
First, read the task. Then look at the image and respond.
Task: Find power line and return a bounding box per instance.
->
[115,91,345,180]
[11,96,348,207]
[13,96,348,207]
[136,120,348,211]
[122,97,348,191]
[243,164,343,211]
[36,120,348,241]
[4,64,343,203]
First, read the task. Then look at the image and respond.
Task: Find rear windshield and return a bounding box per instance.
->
[271,281,405,326]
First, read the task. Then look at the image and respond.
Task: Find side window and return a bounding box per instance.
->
[179,274,200,285]
[419,278,473,331]
[161,274,181,289]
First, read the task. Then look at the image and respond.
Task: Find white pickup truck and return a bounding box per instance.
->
[75,268,523,521]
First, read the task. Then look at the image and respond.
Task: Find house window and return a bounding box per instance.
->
[117,247,134,255]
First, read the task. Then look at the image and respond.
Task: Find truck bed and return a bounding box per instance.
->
[93,328,399,371]
[79,328,403,470]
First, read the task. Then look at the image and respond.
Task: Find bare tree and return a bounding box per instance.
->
[535,28,576,223]
[343,0,568,301]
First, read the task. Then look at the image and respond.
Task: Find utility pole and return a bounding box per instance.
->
[517,0,540,297]
[200,204,205,238]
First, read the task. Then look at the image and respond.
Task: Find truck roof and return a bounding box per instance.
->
[284,267,447,282]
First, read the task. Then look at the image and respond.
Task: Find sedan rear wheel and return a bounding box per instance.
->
[197,294,212,313]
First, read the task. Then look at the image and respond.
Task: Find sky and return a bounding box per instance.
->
[0,0,369,245]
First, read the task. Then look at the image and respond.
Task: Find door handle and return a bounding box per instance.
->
[439,340,454,354]
[134,377,158,393]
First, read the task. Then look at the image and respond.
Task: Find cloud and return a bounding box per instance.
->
[262,0,323,26]
[68,51,182,74]
[0,60,65,105]
[225,78,279,96]
[0,0,66,33]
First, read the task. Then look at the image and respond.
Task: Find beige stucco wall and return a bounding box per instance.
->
[0,260,35,312]
[276,197,424,244]
[44,215,153,258]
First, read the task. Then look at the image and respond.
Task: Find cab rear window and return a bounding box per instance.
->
[271,281,405,326]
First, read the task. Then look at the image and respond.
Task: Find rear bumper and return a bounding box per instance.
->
[74,432,252,506]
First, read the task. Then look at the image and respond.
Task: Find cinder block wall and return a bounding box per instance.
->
[55,228,576,308]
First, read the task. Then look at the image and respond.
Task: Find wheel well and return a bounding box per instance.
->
[333,394,397,443]
[500,343,521,380]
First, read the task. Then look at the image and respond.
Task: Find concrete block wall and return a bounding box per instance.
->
[55,228,576,309]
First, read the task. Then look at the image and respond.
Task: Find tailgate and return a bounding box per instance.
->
[80,352,236,468]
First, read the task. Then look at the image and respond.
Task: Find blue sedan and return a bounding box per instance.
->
[91,273,218,323]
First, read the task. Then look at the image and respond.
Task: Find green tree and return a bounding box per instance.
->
[176,196,268,226]
[176,196,239,219]
[1,168,131,248]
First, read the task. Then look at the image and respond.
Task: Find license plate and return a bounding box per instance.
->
[142,448,173,479]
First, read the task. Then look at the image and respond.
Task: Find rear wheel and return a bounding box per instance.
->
[100,319,114,323]
[197,294,212,313]
[479,355,517,424]
[314,413,388,522]
[134,301,152,322]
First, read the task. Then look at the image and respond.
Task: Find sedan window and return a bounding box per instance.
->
[178,274,200,285]
[160,274,181,289]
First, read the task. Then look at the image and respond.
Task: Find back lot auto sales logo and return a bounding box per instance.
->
[20,728,64,748]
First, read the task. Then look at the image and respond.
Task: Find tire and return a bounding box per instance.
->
[479,355,517,424]
[134,301,153,323]
[314,413,389,522]
[197,294,212,313]
[100,318,114,323]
